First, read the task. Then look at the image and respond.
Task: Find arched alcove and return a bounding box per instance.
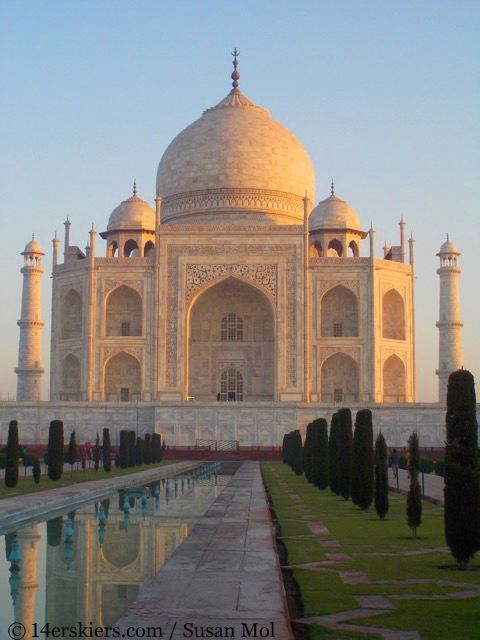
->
[144,240,155,257]
[60,290,83,339]
[188,277,274,401]
[106,286,142,336]
[104,352,141,401]
[108,241,119,257]
[60,354,81,400]
[321,352,358,403]
[348,240,359,257]
[327,238,343,257]
[309,241,323,257]
[383,354,406,402]
[321,285,359,337]
[382,289,406,340]
[123,239,139,257]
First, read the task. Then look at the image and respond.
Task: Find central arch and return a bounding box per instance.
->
[187,276,275,401]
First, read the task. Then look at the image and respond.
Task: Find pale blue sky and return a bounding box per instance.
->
[0,0,478,401]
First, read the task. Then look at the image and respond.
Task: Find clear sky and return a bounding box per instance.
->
[0,1,478,402]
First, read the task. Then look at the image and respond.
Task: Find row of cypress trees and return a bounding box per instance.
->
[282,409,390,520]
[118,430,165,469]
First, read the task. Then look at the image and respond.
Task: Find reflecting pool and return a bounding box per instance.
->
[0,463,238,639]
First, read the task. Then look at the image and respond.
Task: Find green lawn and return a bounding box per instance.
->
[0,460,176,500]
[262,462,480,640]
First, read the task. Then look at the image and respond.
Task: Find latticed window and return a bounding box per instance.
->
[220,368,244,401]
[334,388,343,403]
[120,387,129,402]
[221,313,244,341]
[333,323,343,337]
[121,321,131,336]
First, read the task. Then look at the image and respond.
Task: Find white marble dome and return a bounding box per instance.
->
[107,193,155,232]
[309,193,361,231]
[22,236,44,255]
[156,88,315,225]
[438,236,459,256]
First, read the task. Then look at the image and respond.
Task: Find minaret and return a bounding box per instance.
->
[14,526,40,640]
[436,235,464,402]
[15,236,45,401]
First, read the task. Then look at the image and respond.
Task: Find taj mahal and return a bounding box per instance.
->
[3,53,471,447]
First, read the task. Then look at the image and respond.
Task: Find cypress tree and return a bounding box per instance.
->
[293,430,303,476]
[329,413,340,495]
[338,408,353,500]
[47,517,63,547]
[128,431,136,467]
[407,431,422,538]
[67,430,77,474]
[303,422,314,483]
[135,437,144,466]
[444,369,480,567]
[315,418,329,490]
[48,420,64,481]
[144,433,152,464]
[94,433,100,471]
[119,430,129,469]
[5,420,19,488]
[374,431,389,520]
[103,428,112,472]
[32,457,41,484]
[351,409,374,510]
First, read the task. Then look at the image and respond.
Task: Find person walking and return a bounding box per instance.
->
[391,448,399,479]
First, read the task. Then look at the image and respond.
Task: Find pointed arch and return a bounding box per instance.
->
[321,285,359,337]
[382,289,405,340]
[320,352,358,403]
[123,239,139,257]
[144,240,155,257]
[104,352,141,401]
[348,240,359,257]
[383,354,406,402]
[187,276,275,401]
[310,240,323,257]
[60,289,83,339]
[105,285,142,336]
[60,353,81,400]
[108,241,119,257]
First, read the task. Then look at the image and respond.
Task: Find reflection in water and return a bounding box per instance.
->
[0,463,234,636]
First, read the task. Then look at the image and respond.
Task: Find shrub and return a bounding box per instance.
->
[5,420,19,488]
[48,420,64,481]
[144,434,152,464]
[351,409,374,510]
[329,412,340,496]
[94,433,100,471]
[374,431,389,520]
[128,431,136,467]
[135,437,144,466]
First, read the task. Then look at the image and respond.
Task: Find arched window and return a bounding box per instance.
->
[321,285,359,337]
[60,290,83,339]
[310,241,323,257]
[104,352,141,402]
[348,240,359,257]
[382,289,406,340]
[220,368,244,401]
[106,286,142,336]
[123,239,139,257]
[327,239,343,257]
[221,313,244,341]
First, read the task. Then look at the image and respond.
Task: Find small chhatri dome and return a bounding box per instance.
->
[309,188,361,231]
[437,234,460,256]
[22,234,44,255]
[107,184,155,232]
[156,51,315,225]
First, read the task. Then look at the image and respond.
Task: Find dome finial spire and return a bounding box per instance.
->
[133,179,137,196]
[231,48,240,91]
[331,179,335,196]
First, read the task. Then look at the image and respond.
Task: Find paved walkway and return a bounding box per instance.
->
[389,468,444,504]
[114,461,293,639]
